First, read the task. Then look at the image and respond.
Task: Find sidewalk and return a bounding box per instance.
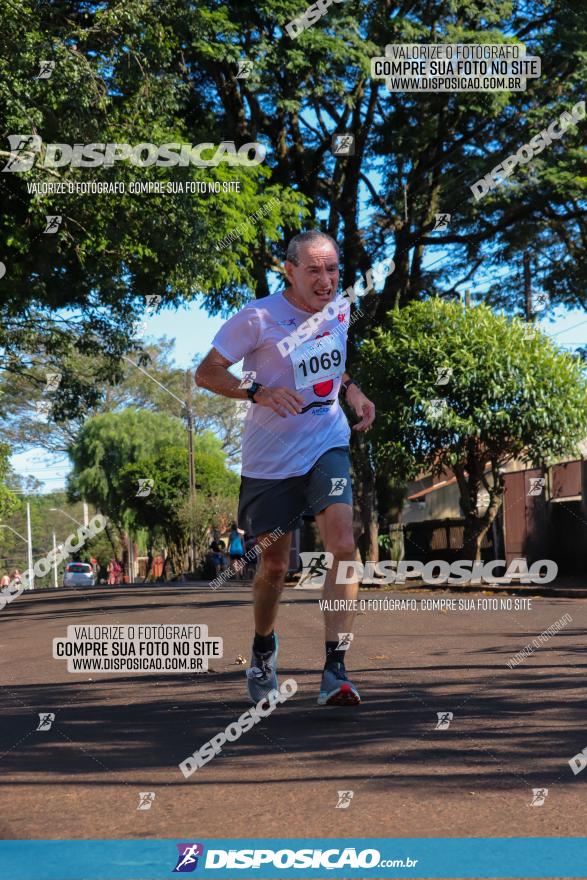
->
[287,571,587,600]
[360,573,587,600]
[21,572,587,601]
[144,572,587,599]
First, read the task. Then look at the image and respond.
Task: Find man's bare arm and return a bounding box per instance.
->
[195,348,249,399]
[195,348,304,418]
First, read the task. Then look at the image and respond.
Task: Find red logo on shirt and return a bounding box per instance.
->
[313,332,333,397]
[337,310,346,324]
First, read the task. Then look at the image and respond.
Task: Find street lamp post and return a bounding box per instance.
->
[185,370,196,573]
[0,524,28,543]
[49,508,83,528]
[52,531,59,588]
[26,503,34,590]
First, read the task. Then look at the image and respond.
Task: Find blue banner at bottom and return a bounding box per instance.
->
[0,838,585,879]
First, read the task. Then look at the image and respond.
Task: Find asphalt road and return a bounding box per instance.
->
[0,583,584,871]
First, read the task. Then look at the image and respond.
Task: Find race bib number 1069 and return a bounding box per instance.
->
[290,334,344,390]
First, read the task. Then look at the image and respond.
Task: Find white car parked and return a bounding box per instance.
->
[63,562,95,588]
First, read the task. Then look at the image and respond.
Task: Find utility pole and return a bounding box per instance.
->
[459,288,470,311]
[52,532,58,588]
[127,532,135,584]
[185,369,196,573]
[26,502,34,590]
[523,252,533,321]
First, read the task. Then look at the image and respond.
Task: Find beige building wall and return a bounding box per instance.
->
[402,438,587,525]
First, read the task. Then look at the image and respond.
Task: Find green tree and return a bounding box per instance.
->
[0,0,308,410]
[2,0,585,564]
[358,299,587,560]
[118,445,238,574]
[0,338,243,464]
[0,443,18,521]
[189,493,239,572]
[67,409,186,539]
[68,408,238,573]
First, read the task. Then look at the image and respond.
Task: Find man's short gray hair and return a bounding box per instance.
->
[286,230,340,266]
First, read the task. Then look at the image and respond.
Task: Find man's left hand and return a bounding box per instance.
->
[346,385,376,431]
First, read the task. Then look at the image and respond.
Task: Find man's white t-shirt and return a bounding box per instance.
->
[211,291,351,478]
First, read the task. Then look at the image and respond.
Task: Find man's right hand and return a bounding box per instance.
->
[253,385,304,418]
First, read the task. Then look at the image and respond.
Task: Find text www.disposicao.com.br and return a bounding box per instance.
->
[70,657,201,671]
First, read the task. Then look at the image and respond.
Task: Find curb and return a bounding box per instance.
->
[356,581,587,600]
[17,580,587,601]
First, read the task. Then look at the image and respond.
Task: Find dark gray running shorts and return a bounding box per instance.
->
[238,446,352,537]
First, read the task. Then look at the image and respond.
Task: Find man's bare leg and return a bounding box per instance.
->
[314,503,361,704]
[252,531,292,635]
[246,530,291,703]
[315,503,358,638]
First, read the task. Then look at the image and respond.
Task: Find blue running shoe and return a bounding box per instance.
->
[246,634,279,703]
[317,662,360,706]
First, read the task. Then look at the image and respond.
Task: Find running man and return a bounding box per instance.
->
[195,230,376,705]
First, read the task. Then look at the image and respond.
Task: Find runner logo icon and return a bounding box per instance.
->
[36,712,55,731]
[329,477,347,496]
[137,792,156,810]
[336,790,354,808]
[435,711,453,730]
[173,843,205,872]
[298,552,333,587]
[336,633,353,651]
[530,788,549,806]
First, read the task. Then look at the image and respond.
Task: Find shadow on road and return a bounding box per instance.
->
[0,659,584,793]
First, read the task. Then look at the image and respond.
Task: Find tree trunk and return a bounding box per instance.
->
[462,517,488,562]
[455,452,506,563]
[143,544,153,584]
[167,541,187,578]
[376,469,408,526]
[462,495,504,562]
[350,433,378,564]
[104,522,119,559]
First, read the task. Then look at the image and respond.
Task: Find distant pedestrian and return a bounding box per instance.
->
[228,523,246,581]
[90,557,99,579]
[207,541,224,578]
[107,559,119,585]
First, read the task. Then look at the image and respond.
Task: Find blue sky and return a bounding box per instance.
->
[11,296,587,493]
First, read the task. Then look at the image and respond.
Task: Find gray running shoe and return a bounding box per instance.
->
[246,634,279,703]
[317,662,360,706]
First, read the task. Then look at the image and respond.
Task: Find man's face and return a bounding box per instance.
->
[285,240,340,312]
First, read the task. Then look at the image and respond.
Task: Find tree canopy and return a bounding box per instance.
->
[1,0,585,562]
[358,298,587,556]
[67,407,238,569]
[0,338,243,464]
[2,1,585,384]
